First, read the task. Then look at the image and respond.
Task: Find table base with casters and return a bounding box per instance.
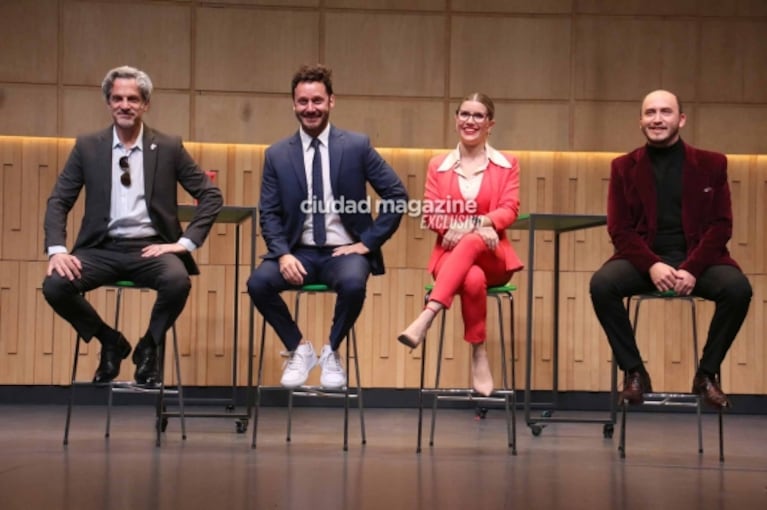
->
[510,213,616,438]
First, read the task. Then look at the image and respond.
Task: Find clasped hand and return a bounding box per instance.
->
[278,243,370,286]
[649,262,696,295]
[441,226,499,251]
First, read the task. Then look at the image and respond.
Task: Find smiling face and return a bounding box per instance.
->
[107,77,149,134]
[640,90,686,147]
[455,99,495,149]
[292,81,334,138]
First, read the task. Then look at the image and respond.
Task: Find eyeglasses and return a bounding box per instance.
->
[118,156,131,187]
[456,110,489,123]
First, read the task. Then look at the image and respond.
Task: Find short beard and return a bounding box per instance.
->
[642,125,679,147]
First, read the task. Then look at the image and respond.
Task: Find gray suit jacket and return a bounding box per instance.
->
[44,126,223,275]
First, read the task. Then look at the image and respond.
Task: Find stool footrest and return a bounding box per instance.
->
[292,386,360,399]
[258,385,360,398]
[631,392,700,407]
[111,381,180,395]
[422,388,515,403]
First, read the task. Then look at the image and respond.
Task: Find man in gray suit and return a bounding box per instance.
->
[43,65,223,385]
[247,64,407,389]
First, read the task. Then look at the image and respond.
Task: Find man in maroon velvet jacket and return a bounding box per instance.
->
[590,90,752,409]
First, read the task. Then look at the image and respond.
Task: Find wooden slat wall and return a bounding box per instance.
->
[0,137,765,395]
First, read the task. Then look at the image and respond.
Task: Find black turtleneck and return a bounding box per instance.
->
[647,139,686,266]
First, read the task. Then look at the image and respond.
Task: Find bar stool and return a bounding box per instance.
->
[615,291,724,461]
[416,283,517,454]
[62,281,186,447]
[251,283,366,450]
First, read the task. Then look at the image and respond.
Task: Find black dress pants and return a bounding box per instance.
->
[589,259,752,375]
[42,238,191,346]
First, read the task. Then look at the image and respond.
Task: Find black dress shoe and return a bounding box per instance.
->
[620,370,653,405]
[132,339,159,385]
[93,334,132,383]
[692,373,731,409]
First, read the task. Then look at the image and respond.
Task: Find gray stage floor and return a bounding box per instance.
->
[1,404,766,510]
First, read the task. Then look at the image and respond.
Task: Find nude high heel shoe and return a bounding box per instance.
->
[471,343,494,396]
[397,306,439,350]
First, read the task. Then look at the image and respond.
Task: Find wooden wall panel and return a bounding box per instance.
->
[193,94,295,145]
[333,99,445,150]
[0,86,58,138]
[3,2,767,153]
[451,0,570,13]
[491,103,571,153]
[449,15,571,100]
[61,1,192,89]
[328,0,444,9]
[0,0,58,83]
[195,7,319,93]
[1,138,58,261]
[1,138,765,396]
[695,105,767,155]
[326,12,446,97]
[574,16,698,101]
[573,102,654,153]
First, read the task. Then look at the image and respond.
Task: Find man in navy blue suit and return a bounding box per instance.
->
[247,64,408,389]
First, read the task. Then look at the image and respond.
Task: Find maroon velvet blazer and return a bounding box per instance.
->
[606,142,739,278]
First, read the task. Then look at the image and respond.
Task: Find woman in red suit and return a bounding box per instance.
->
[397,93,523,396]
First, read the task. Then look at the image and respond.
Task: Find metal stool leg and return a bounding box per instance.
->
[63,334,83,446]
[416,333,428,453]
[429,309,448,447]
[106,287,125,438]
[155,324,185,447]
[170,324,187,440]
[251,320,268,449]
[351,326,366,445]
[494,291,517,454]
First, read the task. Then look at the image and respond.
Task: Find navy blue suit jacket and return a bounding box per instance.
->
[259,126,407,275]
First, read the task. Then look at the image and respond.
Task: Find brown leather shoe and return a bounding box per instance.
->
[692,373,731,409]
[620,370,653,405]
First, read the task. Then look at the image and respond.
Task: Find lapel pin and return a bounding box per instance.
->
[150,143,157,151]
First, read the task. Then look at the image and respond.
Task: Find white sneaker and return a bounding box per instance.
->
[318,345,347,389]
[280,343,317,388]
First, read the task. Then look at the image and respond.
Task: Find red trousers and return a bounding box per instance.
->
[429,233,514,343]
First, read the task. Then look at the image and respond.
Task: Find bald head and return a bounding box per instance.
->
[641,90,682,116]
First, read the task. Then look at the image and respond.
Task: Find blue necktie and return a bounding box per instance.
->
[311,138,327,246]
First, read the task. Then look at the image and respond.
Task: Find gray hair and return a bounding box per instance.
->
[101,65,153,103]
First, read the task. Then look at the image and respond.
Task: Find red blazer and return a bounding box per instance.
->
[423,148,524,274]
[606,142,739,277]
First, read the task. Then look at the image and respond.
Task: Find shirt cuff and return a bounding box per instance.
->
[177,237,197,253]
[47,246,68,257]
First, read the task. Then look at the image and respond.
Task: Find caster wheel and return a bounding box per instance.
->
[541,410,553,418]
[603,423,614,439]
[236,419,248,434]
[475,407,489,420]
[530,425,543,437]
